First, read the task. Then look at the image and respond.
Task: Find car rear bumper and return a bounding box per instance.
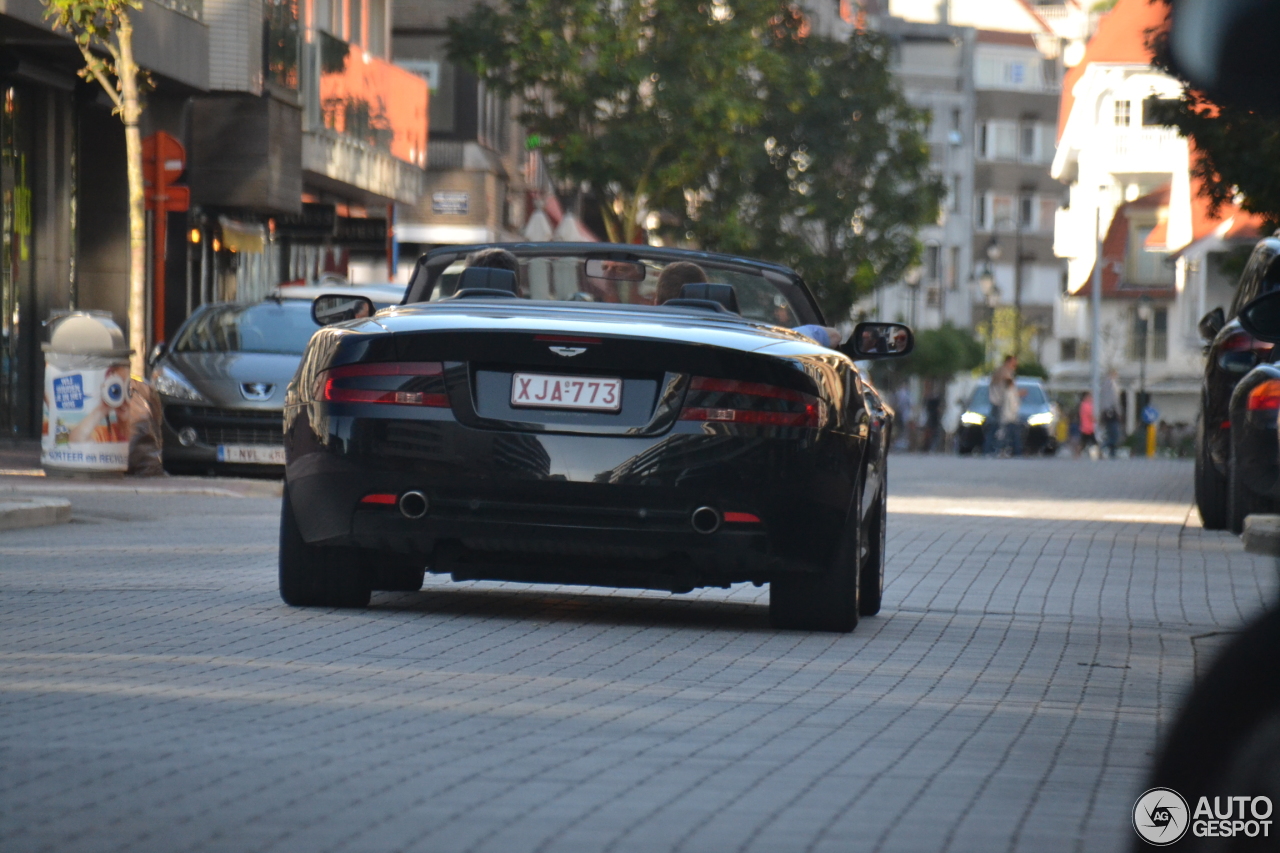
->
[284,407,862,585]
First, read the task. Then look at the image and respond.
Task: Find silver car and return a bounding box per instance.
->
[151,286,404,473]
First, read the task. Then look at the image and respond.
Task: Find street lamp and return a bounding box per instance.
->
[985,218,1026,361]
[979,246,999,366]
[1136,294,1153,413]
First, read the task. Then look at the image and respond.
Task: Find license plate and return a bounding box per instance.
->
[510,373,622,411]
[217,444,286,464]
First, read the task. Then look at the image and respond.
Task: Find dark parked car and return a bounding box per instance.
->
[1195,236,1280,531]
[151,286,404,474]
[279,243,911,632]
[956,377,1059,455]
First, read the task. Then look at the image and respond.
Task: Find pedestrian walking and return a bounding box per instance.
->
[999,370,1023,456]
[984,355,1016,455]
[1076,391,1097,459]
[894,385,913,451]
[1099,369,1122,458]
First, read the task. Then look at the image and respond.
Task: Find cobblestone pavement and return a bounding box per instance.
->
[0,457,1274,853]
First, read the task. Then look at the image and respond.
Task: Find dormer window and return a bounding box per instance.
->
[1114,100,1132,127]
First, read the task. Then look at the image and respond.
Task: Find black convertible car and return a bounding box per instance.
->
[279,244,910,632]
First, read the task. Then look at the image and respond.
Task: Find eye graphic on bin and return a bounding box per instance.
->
[101,376,128,408]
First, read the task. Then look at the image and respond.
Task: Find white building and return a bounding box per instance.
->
[1050,0,1262,427]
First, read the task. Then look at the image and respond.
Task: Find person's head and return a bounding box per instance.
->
[1081,391,1092,402]
[655,261,709,304]
[465,247,519,273]
[1003,354,1017,367]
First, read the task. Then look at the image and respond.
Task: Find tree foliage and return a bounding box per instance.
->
[679,32,944,320]
[447,1,941,318]
[448,0,788,245]
[1147,3,1280,228]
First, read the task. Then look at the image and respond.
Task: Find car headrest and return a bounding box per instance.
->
[663,282,741,315]
[453,266,519,298]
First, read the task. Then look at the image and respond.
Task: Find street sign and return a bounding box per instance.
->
[1141,405,1159,425]
[143,131,185,186]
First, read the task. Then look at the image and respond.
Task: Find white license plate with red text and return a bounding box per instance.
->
[510,373,622,411]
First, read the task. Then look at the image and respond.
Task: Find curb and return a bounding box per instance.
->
[0,497,72,532]
[0,475,282,499]
[1243,514,1280,557]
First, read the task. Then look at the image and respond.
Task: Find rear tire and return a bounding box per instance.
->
[1228,435,1273,535]
[860,480,886,617]
[278,489,371,608]
[1196,414,1229,530]
[770,487,861,632]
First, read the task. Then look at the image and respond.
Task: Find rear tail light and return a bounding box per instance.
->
[1248,380,1280,411]
[318,362,449,407]
[1221,330,1274,353]
[679,377,820,428]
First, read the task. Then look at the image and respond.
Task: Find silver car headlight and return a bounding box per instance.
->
[1026,411,1053,427]
[152,365,207,403]
[960,411,985,426]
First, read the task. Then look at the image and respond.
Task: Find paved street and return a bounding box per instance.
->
[1,456,1274,853]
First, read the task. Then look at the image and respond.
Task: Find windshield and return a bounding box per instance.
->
[418,253,815,326]
[174,302,318,355]
[967,382,1049,413]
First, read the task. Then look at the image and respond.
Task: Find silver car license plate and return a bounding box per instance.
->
[217,444,286,464]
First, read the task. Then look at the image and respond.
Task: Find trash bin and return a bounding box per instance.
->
[40,311,134,476]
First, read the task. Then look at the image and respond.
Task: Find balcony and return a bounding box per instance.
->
[298,33,428,203]
[1105,127,1186,174]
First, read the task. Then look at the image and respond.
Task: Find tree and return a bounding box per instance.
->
[679,31,944,320]
[45,0,148,375]
[873,323,984,387]
[1147,2,1280,228]
[448,0,792,244]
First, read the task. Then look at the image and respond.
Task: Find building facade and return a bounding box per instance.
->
[392,0,538,269]
[1050,0,1257,427]
[0,0,208,439]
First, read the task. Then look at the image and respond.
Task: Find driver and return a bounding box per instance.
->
[654,261,709,304]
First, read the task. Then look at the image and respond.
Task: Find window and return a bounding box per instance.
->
[948,246,960,290]
[1018,195,1035,228]
[992,195,1014,228]
[1127,224,1174,285]
[348,0,364,45]
[975,193,987,229]
[1039,198,1059,234]
[1153,306,1168,360]
[925,244,941,282]
[1142,97,1177,127]
[977,122,987,157]
[1127,306,1169,361]
[1060,338,1078,361]
[950,175,961,212]
[367,0,386,57]
[1114,99,1131,127]
[1020,125,1036,161]
[951,108,962,132]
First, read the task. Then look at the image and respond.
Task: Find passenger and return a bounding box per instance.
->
[466,247,519,273]
[654,261,709,304]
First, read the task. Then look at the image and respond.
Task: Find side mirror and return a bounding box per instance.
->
[845,322,914,359]
[1237,290,1280,343]
[147,341,167,369]
[312,294,376,326]
[1198,307,1225,341]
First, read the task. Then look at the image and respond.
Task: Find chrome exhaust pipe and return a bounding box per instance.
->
[690,506,722,534]
[399,491,429,519]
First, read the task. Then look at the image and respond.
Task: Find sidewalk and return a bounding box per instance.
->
[0,439,282,528]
